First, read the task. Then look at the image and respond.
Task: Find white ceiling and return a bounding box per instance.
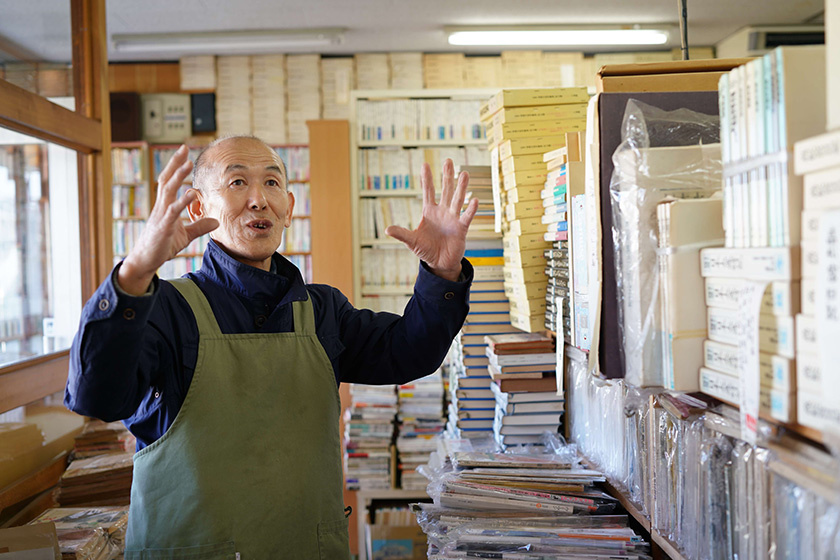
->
[0,0,826,63]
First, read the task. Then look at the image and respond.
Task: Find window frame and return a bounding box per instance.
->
[0,0,111,414]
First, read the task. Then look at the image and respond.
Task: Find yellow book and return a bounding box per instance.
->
[491,118,587,143]
[509,311,546,333]
[503,170,547,190]
[505,200,546,221]
[504,248,547,268]
[506,183,544,203]
[500,154,546,175]
[509,217,546,236]
[499,136,567,160]
[489,103,589,128]
[481,87,590,120]
[504,265,547,284]
[503,232,552,253]
[467,256,505,267]
[508,295,547,316]
[505,280,548,301]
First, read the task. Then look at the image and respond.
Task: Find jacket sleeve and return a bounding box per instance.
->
[336,258,473,385]
[65,264,176,422]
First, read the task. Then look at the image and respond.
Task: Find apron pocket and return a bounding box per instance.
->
[125,540,236,560]
[317,518,350,560]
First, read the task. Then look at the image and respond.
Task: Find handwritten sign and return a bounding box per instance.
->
[818,210,840,422]
[737,280,769,444]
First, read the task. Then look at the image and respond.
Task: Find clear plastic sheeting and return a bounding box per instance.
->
[609,99,722,388]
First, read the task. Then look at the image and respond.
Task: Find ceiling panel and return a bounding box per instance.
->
[0,0,825,63]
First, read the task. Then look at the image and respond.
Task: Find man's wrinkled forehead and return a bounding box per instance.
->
[207,138,287,179]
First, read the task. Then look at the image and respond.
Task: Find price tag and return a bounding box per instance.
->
[818,211,840,418]
[737,280,768,444]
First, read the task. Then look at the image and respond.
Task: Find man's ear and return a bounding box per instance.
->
[284,191,295,228]
[186,187,204,222]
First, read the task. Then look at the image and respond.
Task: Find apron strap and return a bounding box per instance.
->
[169,278,223,336]
[291,295,317,337]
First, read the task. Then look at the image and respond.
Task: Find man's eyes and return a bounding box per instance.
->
[227,178,283,188]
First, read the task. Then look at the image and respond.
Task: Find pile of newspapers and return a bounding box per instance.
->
[413,436,650,559]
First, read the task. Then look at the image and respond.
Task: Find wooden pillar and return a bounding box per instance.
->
[71,0,112,300]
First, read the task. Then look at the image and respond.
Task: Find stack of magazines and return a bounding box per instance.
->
[73,420,136,459]
[397,369,446,489]
[29,506,129,560]
[414,442,650,559]
[344,385,397,490]
[57,453,133,507]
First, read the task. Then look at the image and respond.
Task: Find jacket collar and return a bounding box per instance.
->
[196,239,309,307]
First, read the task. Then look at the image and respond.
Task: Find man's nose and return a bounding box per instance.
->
[248,184,268,209]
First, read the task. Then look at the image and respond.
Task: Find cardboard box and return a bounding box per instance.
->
[366,524,426,560]
[595,58,753,93]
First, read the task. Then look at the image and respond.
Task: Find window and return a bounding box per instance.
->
[0,122,81,367]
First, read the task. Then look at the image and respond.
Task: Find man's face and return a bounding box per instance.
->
[188,138,294,270]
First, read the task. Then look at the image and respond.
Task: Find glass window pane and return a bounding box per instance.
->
[0,118,81,367]
[0,1,73,99]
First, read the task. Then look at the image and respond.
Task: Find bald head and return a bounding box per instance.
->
[192,135,288,192]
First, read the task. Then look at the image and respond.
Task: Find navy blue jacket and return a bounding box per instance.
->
[65,240,472,450]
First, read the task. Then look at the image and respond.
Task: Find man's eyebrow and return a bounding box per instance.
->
[265,165,283,174]
[223,164,247,174]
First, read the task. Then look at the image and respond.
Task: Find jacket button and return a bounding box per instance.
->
[123,308,136,320]
[444,291,455,300]
[98,299,110,311]
[255,315,267,328]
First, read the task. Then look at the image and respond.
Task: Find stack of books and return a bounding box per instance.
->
[480,87,589,332]
[422,53,465,89]
[73,420,135,460]
[30,506,129,560]
[464,56,502,88]
[286,54,321,144]
[491,382,564,448]
[216,56,252,136]
[344,385,397,490]
[179,55,216,90]
[457,165,496,239]
[251,54,287,144]
[792,128,840,432]
[321,57,354,120]
[388,52,423,90]
[57,452,134,507]
[355,53,390,90]
[396,369,445,489]
[446,245,511,440]
[501,50,543,87]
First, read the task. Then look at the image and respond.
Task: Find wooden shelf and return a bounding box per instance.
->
[292,215,311,219]
[112,216,146,221]
[284,251,311,256]
[651,531,688,560]
[360,239,403,246]
[358,139,485,148]
[359,190,422,198]
[288,179,310,184]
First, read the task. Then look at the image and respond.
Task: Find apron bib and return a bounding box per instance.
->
[125,278,350,560]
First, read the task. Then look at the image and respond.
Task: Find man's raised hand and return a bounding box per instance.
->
[385,158,479,282]
[118,145,219,296]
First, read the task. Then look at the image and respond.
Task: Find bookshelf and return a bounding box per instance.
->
[111,142,150,265]
[147,144,313,282]
[349,89,496,312]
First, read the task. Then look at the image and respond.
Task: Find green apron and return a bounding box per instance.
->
[125,278,350,559]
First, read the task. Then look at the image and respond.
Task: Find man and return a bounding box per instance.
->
[65,136,479,559]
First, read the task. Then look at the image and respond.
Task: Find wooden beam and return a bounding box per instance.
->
[0,351,70,415]
[109,62,181,93]
[0,452,68,516]
[0,79,101,153]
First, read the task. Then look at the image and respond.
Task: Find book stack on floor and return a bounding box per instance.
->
[344,385,397,490]
[457,165,496,240]
[397,369,446,490]
[30,506,129,560]
[413,447,649,559]
[57,453,133,507]
[484,333,559,447]
[792,128,840,433]
[73,420,135,460]
[542,132,586,342]
[479,87,589,333]
[698,46,827,422]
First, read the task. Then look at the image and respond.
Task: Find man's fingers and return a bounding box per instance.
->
[164,187,197,222]
[420,162,435,208]
[460,197,479,227]
[160,160,194,206]
[384,225,416,248]
[439,158,455,209]
[156,145,188,194]
[185,217,219,241]
[450,170,470,214]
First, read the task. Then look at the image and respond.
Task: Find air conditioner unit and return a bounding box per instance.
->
[716,25,825,58]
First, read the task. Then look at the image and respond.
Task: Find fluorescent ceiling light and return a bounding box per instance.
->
[446,26,670,47]
[112,28,345,54]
